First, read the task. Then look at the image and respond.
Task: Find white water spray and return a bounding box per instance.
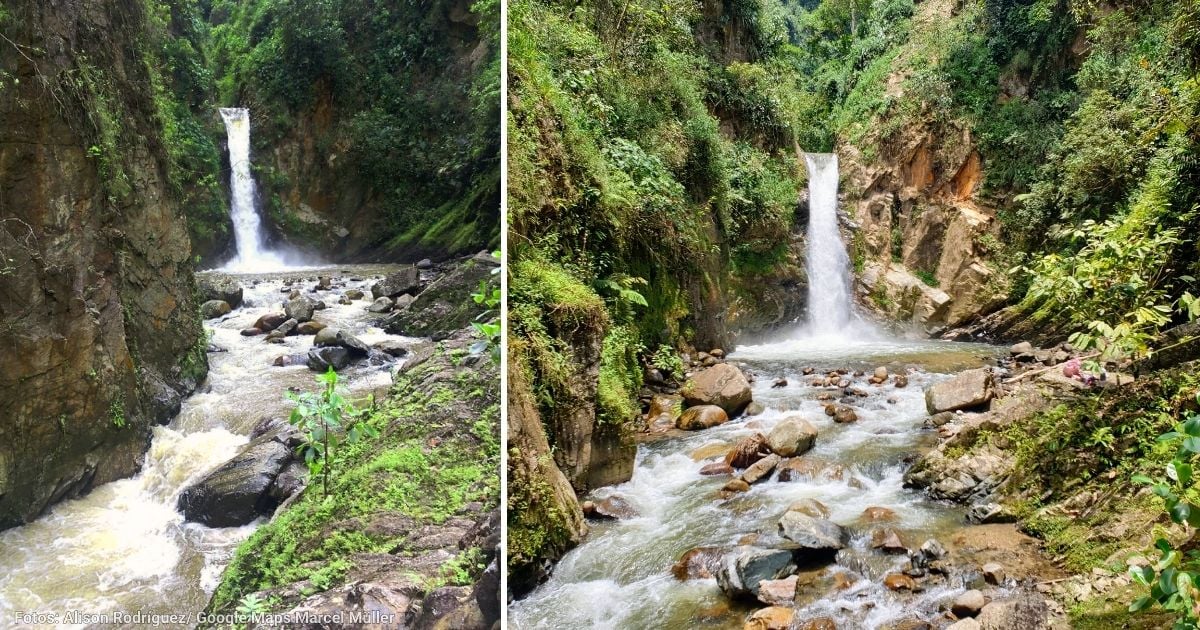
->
[804,153,855,336]
[219,108,287,271]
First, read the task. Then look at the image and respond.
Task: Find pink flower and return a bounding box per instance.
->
[1063,358,1082,380]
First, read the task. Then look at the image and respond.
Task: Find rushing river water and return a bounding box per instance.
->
[0,265,413,628]
[510,333,1003,629]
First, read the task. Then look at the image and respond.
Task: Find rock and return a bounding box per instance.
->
[744,607,794,630]
[589,494,637,519]
[715,547,796,599]
[416,258,433,269]
[882,621,932,630]
[870,528,907,554]
[883,573,916,591]
[254,313,287,333]
[197,276,244,308]
[177,431,293,526]
[368,296,394,313]
[927,411,955,427]
[306,347,352,372]
[295,321,326,335]
[313,327,370,356]
[394,293,416,310]
[778,511,846,552]
[676,405,729,430]
[786,498,830,519]
[722,478,751,494]
[924,368,996,413]
[240,327,262,336]
[681,363,753,415]
[374,340,410,357]
[383,255,496,337]
[725,433,768,469]
[672,546,725,580]
[272,318,299,337]
[1010,341,1035,357]
[981,562,1005,585]
[895,374,909,388]
[272,353,308,367]
[745,402,765,416]
[861,506,897,521]
[756,575,797,606]
[796,619,837,630]
[700,462,734,476]
[919,539,946,560]
[833,406,858,423]
[874,366,888,380]
[371,266,422,299]
[345,289,364,300]
[741,454,781,484]
[200,300,231,319]
[976,594,1049,629]
[317,276,331,290]
[766,418,818,457]
[284,296,317,322]
[772,378,788,388]
[952,589,987,618]
[948,620,981,630]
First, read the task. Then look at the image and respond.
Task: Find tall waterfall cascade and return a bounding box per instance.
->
[219,108,286,271]
[804,152,855,336]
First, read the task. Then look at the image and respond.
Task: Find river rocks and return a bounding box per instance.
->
[254,312,288,332]
[883,573,917,591]
[778,511,846,552]
[952,589,987,617]
[201,300,232,319]
[672,546,725,580]
[745,606,794,630]
[416,258,434,269]
[722,478,751,494]
[273,353,308,367]
[371,266,422,299]
[862,506,898,522]
[947,620,981,630]
[895,374,909,388]
[870,528,907,554]
[982,562,1005,585]
[787,498,830,519]
[198,276,244,308]
[394,293,416,310]
[975,594,1048,629]
[766,418,818,456]
[796,618,837,630]
[677,405,728,430]
[756,575,797,605]
[270,318,299,338]
[368,296,394,313]
[681,364,753,415]
[240,327,262,336]
[772,378,788,388]
[307,346,352,372]
[725,433,768,469]
[833,406,858,423]
[745,402,765,416]
[925,367,996,413]
[874,366,888,380]
[295,321,326,335]
[904,444,1012,501]
[374,340,410,357]
[284,296,317,322]
[177,430,294,527]
[700,462,734,476]
[313,328,370,356]
[741,454,781,485]
[384,255,497,338]
[345,289,364,300]
[584,495,637,520]
[715,547,797,599]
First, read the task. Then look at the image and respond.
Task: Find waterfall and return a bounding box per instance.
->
[803,153,855,336]
[219,108,286,271]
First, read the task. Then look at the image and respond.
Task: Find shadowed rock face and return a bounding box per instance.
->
[0,0,206,528]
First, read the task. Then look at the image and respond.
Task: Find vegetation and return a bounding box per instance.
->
[470,251,503,361]
[286,368,376,496]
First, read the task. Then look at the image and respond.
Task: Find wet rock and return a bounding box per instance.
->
[982,562,1005,585]
[796,619,837,630]
[948,620,981,630]
[200,300,232,319]
[295,321,326,335]
[272,353,308,367]
[861,506,897,522]
[317,276,332,290]
[722,478,751,494]
[586,495,637,520]
[197,276,244,308]
[368,296,394,313]
[786,498,830,519]
[924,367,996,413]
[700,462,734,476]
[253,313,286,334]
[755,575,797,606]
[927,411,956,427]
[715,547,797,600]
[345,289,365,300]
[307,346,352,372]
[287,289,301,300]
[919,538,947,560]
[745,402,766,416]
[895,374,909,388]
[374,340,410,357]
[682,363,753,415]
[777,458,829,482]
[968,502,1018,524]
[976,594,1049,629]
[772,378,788,388]
[824,404,836,416]
[677,405,729,430]
[745,606,794,630]
[725,433,769,469]
[672,546,725,580]
[778,511,846,552]
[952,589,986,618]
[871,528,908,554]
[313,327,371,356]
[833,406,858,423]
[371,266,422,299]
[883,573,916,591]
[271,318,299,337]
[284,296,317,322]
[882,621,932,630]
[416,258,434,269]
[393,293,416,310]
[692,441,731,461]
[874,366,889,380]
[177,431,293,527]
[741,454,781,485]
[766,418,818,457]
[240,327,263,336]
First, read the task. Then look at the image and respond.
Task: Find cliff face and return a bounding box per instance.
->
[0,0,207,527]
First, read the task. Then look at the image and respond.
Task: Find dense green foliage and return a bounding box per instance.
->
[286,368,376,496]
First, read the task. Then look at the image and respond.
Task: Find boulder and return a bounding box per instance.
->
[725,433,768,469]
[177,431,293,527]
[676,405,729,430]
[284,296,317,323]
[745,607,794,630]
[861,506,897,522]
[833,407,858,423]
[197,275,243,308]
[295,321,326,335]
[741,454,781,484]
[272,318,299,337]
[200,300,231,319]
[307,346,352,372]
[952,589,987,618]
[981,562,1005,585]
[416,258,433,269]
[681,363,753,415]
[672,546,725,580]
[313,328,370,356]
[883,573,916,591]
[895,374,909,388]
[240,327,262,337]
[948,620,981,630]
[722,478,751,494]
[394,294,416,310]
[272,353,308,367]
[745,402,766,416]
[345,289,365,300]
[766,418,818,457]
[700,462,734,476]
[870,528,907,554]
[778,511,846,552]
[374,340,410,357]
[976,595,1048,629]
[368,297,394,313]
[756,575,797,606]
[384,256,497,338]
[371,266,421,299]
[587,495,637,520]
[786,498,830,519]
[924,368,996,414]
[254,312,287,333]
[715,547,796,599]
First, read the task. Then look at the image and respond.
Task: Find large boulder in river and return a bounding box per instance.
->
[371,266,422,299]
[681,363,752,415]
[778,511,846,554]
[307,346,352,372]
[368,296,394,313]
[313,327,370,356]
[676,405,728,430]
[384,254,498,338]
[200,300,231,319]
[254,312,287,333]
[725,433,769,469]
[177,430,294,527]
[284,295,317,323]
[197,275,243,308]
[766,418,818,456]
[715,547,796,600]
[925,367,996,413]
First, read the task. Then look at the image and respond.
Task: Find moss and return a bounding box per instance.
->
[596,325,643,425]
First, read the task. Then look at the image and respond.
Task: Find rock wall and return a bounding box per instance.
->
[0,0,207,528]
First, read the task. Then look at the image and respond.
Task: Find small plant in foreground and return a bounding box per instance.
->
[470,250,502,362]
[286,367,375,496]
[236,593,269,616]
